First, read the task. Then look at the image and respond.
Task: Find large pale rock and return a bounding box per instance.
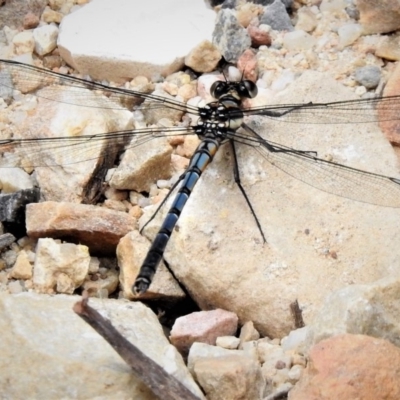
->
[57,0,216,81]
[0,292,204,399]
[305,276,400,349]
[289,334,400,400]
[11,85,133,203]
[26,202,137,255]
[143,71,400,338]
[32,238,90,294]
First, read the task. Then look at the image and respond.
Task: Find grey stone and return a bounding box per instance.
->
[354,65,381,89]
[212,9,252,63]
[260,0,294,31]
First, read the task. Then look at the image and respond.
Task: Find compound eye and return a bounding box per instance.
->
[238,80,258,98]
[210,81,227,99]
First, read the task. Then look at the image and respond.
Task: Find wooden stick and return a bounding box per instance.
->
[73,295,202,400]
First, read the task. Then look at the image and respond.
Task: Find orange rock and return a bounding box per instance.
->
[289,334,400,400]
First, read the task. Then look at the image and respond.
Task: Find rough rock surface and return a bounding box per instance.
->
[26,202,137,255]
[305,276,400,349]
[145,72,400,338]
[170,309,239,355]
[0,292,204,400]
[289,334,400,400]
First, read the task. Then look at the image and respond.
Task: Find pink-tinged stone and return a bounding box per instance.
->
[378,62,400,145]
[237,49,258,82]
[170,309,239,355]
[26,201,137,255]
[289,334,400,400]
[247,24,271,48]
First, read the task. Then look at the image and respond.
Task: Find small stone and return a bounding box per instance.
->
[295,7,317,32]
[82,268,119,297]
[23,13,40,29]
[239,321,260,348]
[33,25,58,56]
[32,238,90,294]
[213,9,251,63]
[288,364,304,382]
[9,250,33,280]
[170,309,239,355]
[260,0,294,32]
[185,40,221,73]
[8,280,24,294]
[354,65,381,89]
[0,168,34,193]
[193,354,264,400]
[12,31,35,55]
[283,30,316,51]
[102,199,127,212]
[247,24,272,47]
[41,6,63,23]
[237,49,258,81]
[338,23,363,48]
[216,336,240,349]
[281,326,308,353]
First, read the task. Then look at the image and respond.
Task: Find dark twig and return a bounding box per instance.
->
[73,295,202,400]
[290,299,305,329]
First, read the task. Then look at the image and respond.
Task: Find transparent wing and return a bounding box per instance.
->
[237,124,400,208]
[0,126,196,169]
[241,95,400,124]
[0,59,199,114]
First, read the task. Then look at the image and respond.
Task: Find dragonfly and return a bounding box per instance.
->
[1,58,400,295]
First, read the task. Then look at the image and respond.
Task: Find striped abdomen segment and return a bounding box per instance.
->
[133,137,221,294]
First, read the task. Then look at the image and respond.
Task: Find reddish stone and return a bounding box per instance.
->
[26,201,137,255]
[289,334,400,400]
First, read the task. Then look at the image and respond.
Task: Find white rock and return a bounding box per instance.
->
[280,327,309,353]
[288,364,304,382]
[33,24,59,55]
[57,0,216,81]
[338,23,363,48]
[0,168,34,193]
[283,30,316,51]
[12,31,35,55]
[216,335,241,349]
[32,238,90,294]
[0,292,204,399]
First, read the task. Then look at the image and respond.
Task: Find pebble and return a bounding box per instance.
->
[354,65,381,89]
[260,0,294,31]
[33,24,59,56]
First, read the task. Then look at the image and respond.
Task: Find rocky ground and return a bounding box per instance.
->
[1,0,400,399]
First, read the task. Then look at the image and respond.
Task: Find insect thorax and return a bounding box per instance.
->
[195,100,244,141]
